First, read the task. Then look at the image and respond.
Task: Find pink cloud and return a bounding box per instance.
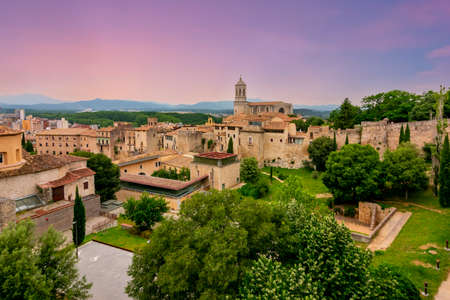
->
[427,45,450,59]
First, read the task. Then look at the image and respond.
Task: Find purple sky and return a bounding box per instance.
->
[1,0,449,105]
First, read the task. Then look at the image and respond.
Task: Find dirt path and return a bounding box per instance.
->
[436,273,450,300]
[382,201,443,214]
[367,211,411,251]
[261,171,284,183]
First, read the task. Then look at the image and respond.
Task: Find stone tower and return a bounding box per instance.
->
[234,76,248,115]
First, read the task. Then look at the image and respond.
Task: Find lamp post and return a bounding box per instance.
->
[73,220,78,259]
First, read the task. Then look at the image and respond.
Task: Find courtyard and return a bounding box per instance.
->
[76,241,133,300]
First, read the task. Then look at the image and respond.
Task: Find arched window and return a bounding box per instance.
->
[279,107,285,113]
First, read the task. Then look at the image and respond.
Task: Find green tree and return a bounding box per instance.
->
[345,134,349,145]
[382,143,427,200]
[439,135,450,207]
[361,90,418,122]
[329,98,361,129]
[21,133,26,147]
[306,116,325,127]
[73,186,86,246]
[399,125,405,144]
[307,136,336,171]
[227,137,234,153]
[404,124,410,142]
[123,193,168,232]
[323,144,383,204]
[240,157,260,184]
[290,118,307,131]
[207,139,214,149]
[0,220,91,300]
[126,190,287,299]
[72,152,120,202]
[409,91,437,121]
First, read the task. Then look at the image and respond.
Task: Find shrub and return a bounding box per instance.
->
[312,170,319,179]
[344,207,356,217]
[326,198,334,209]
[240,157,260,184]
[277,173,287,181]
[239,178,270,199]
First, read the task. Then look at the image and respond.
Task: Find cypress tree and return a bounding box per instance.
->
[333,132,337,150]
[345,134,349,145]
[439,135,450,207]
[405,124,411,142]
[21,133,26,147]
[72,186,86,246]
[227,137,234,154]
[399,125,405,144]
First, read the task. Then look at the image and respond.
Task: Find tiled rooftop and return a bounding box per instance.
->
[0,126,22,136]
[39,168,95,189]
[36,128,97,136]
[0,152,87,179]
[195,152,237,160]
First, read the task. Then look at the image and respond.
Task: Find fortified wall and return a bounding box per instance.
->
[323,119,449,156]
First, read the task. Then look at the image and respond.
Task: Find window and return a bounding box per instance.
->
[237,177,240,183]
[248,136,253,145]
[83,181,89,190]
[140,164,143,169]
[53,151,56,155]
[0,153,4,164]
[280,139,283,143]
[124,169,127,173]
[222,183,225,190]
[16,149,19,160]
[139,172,146,175]
[270,138,273,142]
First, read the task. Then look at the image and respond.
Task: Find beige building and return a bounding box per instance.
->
[190,152,240,190]
[0,126,25,172]
[233,77,293,115]
[114,150,176,176]
[0,130,100,232]
[36,128,98,155]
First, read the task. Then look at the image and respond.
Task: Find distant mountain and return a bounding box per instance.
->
[0,94,336,114]
[0,94,62,105]
[293,104,338,111]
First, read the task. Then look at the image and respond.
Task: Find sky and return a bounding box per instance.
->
[0,0,450,105]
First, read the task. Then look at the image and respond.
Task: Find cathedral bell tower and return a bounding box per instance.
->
[234,76,248,115]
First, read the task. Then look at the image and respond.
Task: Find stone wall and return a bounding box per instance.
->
[0,198,15,230]
[358,201,395,227]
[29,194,100,236]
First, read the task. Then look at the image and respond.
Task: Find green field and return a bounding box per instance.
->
[85,226,148,252]
[373,189,450,297]
[261,167,329,195]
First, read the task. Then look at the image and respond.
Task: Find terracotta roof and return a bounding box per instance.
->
[195,152,237,160]
[263,122,287,131]
[0,153,87,179]
[0,126,22,136]
[289,132,307,138]
[114,150,176,165]
[36,128,96,136]
[38,168,95,189]
[97,126,115,132]
[120,174,208,191]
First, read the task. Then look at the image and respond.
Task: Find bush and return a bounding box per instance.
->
[312,170,319,179]
[326,198,334,209]
[123,193,168,232]
[240,157,260,184]
[344,207,356,217]
[239,178,270,199]
[277,173,287,181]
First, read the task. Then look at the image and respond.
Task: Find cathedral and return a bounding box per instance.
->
[233,77,293,115]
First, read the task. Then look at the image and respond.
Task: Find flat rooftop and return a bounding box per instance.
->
[120,174,208,191]
[76,241,133,300]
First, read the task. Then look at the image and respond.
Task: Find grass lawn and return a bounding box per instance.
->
[261,167,329,195]
[372,189,450,297]
[84,226,148,252]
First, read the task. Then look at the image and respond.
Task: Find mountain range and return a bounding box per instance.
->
[0,94,338,113]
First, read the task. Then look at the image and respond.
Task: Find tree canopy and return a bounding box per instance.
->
[126,190,419,300]
[240,157,260,184]
[123,193,168,232]
[439,135,450,207]
[329,98,361,129]
[323,144,383,204]
[382,143,428,200]
[71,151,121,202]
[0,220,91,299]
[307,136,336,171]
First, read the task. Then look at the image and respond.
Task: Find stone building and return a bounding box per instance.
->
[233,77,293,115]
[36,128,98,155]
[0,129,100,233]
[190,152,241,190]
[0,126,25,171]
[113,150,176,176]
